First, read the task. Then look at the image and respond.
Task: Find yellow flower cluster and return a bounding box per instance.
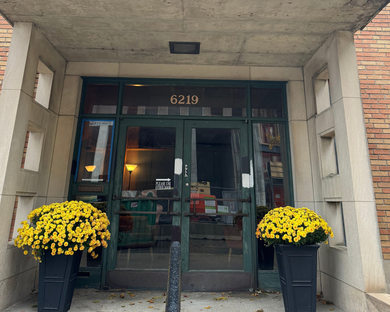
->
[255,206,334,246]
[14,201,111,261]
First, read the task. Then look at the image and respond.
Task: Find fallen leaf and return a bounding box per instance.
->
[147,291,151,293]
[31,305,38,308]
[148,307,154,309]
[211,293,215,295]
[330,309,334,311]
[148,300,154,303]
[108,297,113,300]
[250,299,255,301]
[190,301,193,303]
[130,294,135,297]
[181,299,185,301]
[110,293,117,297]
[153,296,162,299]
[221,292,225,295]
[139,301,143,303]
[214,297,227,301]
[129,303,135,305]
[205,307,211,309]
[120,293,125,299]
[121,306,125,308]
[255,310,264,312]
[183,295,188,297]
[92,301,100,303]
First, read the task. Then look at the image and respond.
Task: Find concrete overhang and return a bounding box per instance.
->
[0,0,388,66]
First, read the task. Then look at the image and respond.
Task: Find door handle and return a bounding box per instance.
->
[184,197,251,203]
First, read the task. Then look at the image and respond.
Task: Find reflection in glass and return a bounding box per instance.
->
[122,85,246,117]
[116,127,176,269]
[189,128,243,270]
[251,88,283,118]
[253,123,289,271]
[84,84,119,114]
[76,120,114,183]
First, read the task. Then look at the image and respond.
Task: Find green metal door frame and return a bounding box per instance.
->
[68,77,294,290]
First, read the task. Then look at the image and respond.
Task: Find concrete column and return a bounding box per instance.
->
[0,23,66,310]
[303,31,387,311]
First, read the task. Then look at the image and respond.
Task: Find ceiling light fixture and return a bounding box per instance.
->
[169,42,200,54]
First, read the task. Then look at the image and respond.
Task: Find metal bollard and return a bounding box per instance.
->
[165,240,181,312]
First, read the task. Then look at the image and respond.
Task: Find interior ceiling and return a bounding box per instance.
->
[0,0,389,67]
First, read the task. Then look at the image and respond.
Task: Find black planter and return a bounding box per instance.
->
[38,251,82,312]
[258,240,274,270]
[275,244,320,312]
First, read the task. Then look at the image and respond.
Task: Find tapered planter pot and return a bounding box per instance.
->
[38,251,82,312]
[275,244,320,312]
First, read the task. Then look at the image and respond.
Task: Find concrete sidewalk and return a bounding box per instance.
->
[5,288,343,312]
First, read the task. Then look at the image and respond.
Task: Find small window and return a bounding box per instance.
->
[84,84,119,114]
[75,120,115,183]
[22,125,44,172]
[320,130,339,178]
[34,60,54,109]
[9,196,35,241]
[326,202,347,247]
[314,67,331,115]
[251,88,283,118]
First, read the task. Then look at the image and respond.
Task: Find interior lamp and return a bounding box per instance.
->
[125,164,138,172]
[85,165,96,172]
[125,164,137,190]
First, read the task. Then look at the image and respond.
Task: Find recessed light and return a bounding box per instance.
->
[169,42,200,54]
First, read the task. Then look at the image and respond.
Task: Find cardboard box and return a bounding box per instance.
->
[190,181,211,195]
[190,193,216,213]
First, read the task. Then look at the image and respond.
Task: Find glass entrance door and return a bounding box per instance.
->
[180,121,252,290]
[108,119,252,290]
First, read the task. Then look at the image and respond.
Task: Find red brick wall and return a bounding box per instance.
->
[355,5,390,260]
[0,16,12,95]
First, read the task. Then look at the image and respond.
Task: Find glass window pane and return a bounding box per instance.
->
[189,128,243,270]
[84,84,119,114]
[116,126,176,270]
[76,120,114,183]
[253,123,289,271]
[251,88,283,118]
[122,85,246,117]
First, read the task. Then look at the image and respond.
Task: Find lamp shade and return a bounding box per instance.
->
[85,165,96,172]
[125,164,137,172]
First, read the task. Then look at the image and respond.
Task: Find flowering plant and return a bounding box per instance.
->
[255,206,333,246]
[14,201,111,261]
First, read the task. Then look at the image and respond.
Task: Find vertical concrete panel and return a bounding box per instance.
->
[47,116,77,198]
[289,120,314,202]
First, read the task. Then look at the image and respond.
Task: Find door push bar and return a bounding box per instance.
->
[184,197,251,203]
[184,196,251,217]
[114,210,179,216]
[183,212,249,217]
[113,195,180,216]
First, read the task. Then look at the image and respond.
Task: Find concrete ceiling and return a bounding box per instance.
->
[0,0,389,66]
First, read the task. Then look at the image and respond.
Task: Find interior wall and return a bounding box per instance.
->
[303,31,387,312]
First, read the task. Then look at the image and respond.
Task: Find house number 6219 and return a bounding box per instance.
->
[170,95,199,105]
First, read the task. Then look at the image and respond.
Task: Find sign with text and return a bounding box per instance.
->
[155,178,171,190]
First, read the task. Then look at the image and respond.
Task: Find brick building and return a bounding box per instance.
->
[0,2,389,311]
[355,3,390,288]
